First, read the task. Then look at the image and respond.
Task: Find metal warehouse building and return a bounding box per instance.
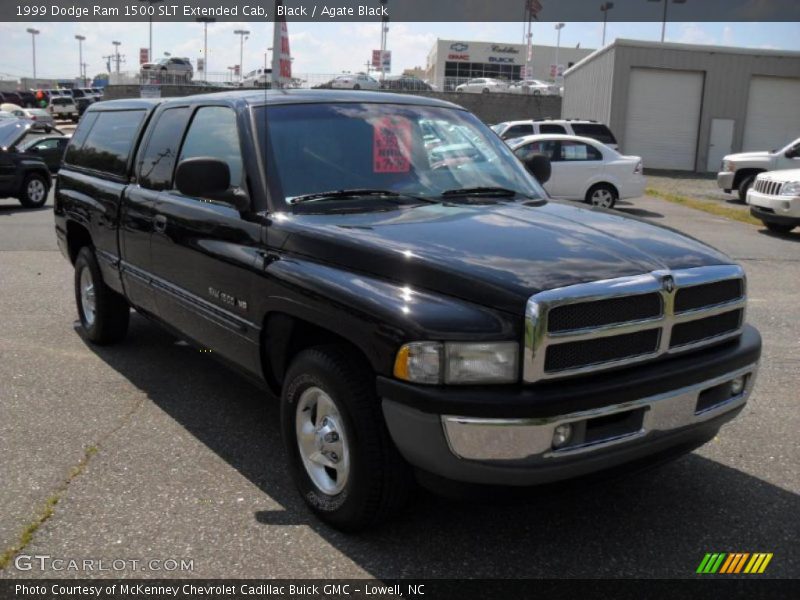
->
[562,39,800,172]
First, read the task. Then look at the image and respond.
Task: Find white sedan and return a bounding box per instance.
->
[508,79,559,95]
[508,134,645,208]
[330,73,380,90]
[455,78,508,94]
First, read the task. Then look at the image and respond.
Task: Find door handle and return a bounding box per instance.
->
[153,214,167,233]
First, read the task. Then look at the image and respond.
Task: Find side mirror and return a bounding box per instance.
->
[786,146,800,159]
[525,154,551,184]
[174,157,249,212]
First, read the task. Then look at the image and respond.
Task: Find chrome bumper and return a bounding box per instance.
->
[717,171,735,190]
[442,363,757,463]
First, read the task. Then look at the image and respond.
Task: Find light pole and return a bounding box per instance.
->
[196,17,215,79]
[75,35,86,86]
[112,41,122,73]
[379,0,389,80]
[234,29,250,83]
[554,23,565,77]
[138,0,164,63]
[648,0,687,43]
[600,2,614,46]
[26,28,39,89]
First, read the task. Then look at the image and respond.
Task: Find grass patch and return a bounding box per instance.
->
[0,446,98,571]
[646,187,762,226]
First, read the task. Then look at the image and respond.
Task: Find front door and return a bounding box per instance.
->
[707,118,734,172]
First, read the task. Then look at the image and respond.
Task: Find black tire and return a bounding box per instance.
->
[281,345,413,531]
[764,221,795,234]
[482,87,490,94]
[353,84,361,90]
[738,175,755,203]
[74,247,130,345]
[18,173,49,208]
[586,183,618,209]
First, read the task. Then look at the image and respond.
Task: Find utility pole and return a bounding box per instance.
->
[27,28,40,89]
[138,0,164,63]
[234,29,250,83]
[600,2,614,46]
[648,0,687,43]
[111,41,124,74]
[75,35,86,86]
[379,0,389,80]
[554,23,565,78]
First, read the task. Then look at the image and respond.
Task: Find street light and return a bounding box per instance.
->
[26,28,39,89]
[196,17,215,79]
[112,41,122,74]
[600,2,614,46]
[138,0,164,63]
[234,29,250,83]
[648,0,687,43]
[75,35,86,86]
[554,23,565,77]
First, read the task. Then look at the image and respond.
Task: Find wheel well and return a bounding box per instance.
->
[260,313,373,396]
[66,221,92,264]
[585,182,618,201]
[733,168,763,189]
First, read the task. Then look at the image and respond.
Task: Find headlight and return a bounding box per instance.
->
[722,160,733,172]
[394,341,518,385]
[780,181,800,196]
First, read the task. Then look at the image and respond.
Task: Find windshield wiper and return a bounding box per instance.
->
[440,186,529,198]
[290,188,436,205]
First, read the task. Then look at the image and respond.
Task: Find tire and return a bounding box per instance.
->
[353,84,361,90]
[74,247,130,345]
[764,221,795,234]
[738,175,755,203]
[281,345,412,531]
[482,88,490,94]
[18,173,49,208]
[586,184,618,209]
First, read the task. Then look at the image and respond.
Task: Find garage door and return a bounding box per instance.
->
[623,68,704,170]
[743,76,800,151]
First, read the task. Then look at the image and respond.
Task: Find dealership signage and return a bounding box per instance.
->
[139,48,149,65]
[450,42,469,51]
[491,45,519,54]
[372,49,392,72]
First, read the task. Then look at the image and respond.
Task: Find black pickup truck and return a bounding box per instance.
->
[55,90,761,531]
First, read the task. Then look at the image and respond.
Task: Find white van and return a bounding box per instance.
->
[242,68,271,88]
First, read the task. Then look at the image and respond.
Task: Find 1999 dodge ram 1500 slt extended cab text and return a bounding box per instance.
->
[55,91,761,531]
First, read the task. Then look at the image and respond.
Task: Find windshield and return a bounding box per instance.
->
[256,103,545,205]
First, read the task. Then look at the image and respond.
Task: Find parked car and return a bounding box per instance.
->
[717,137,800,202]
[0,92,24,106]
[0,119,53,207]
[508,134,644,208]
[380,75,433,92]
[0,110,17,121]
[242,68,271,88]
[55,90,760,531]
[141,57,193,81]
[48,97,79,122]
[330,73,380,90]
[492,119,620,151]
[746,169,800,234]
[508,79,560,95]
[4,105,56,127]
[455,78,508,94]
[70,88,95,115]
[18,133,70,173]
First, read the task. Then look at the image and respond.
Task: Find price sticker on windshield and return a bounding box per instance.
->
[373,116,412,173]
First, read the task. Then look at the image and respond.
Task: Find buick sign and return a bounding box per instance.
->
[450,43,469,52]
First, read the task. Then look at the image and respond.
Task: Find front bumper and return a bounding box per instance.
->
[747,189,800,219]
[380,326,760,486]
[717,171,735,191]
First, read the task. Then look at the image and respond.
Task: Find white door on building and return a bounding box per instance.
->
[623,68,704,170]
[707,118,734,172]
[742,76,800,151]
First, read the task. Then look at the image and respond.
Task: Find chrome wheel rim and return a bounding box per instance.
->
[591,189,614,208]
[27,179,46,204]
[295,386,350,495]
[79,267,96,327]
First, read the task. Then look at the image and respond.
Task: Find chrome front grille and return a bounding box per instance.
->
[523,265,746,381]
[754,178,784,196]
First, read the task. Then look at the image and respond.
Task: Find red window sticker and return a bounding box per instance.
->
[373,116,412,173]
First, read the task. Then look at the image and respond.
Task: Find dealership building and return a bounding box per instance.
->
[562,39,800,172]
[425,39,594,90]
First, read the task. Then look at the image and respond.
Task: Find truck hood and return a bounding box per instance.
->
[757,168,800,183]
[725,151,774,163]
[275,200,732,314]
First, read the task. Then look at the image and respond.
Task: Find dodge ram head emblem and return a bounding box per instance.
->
[662,275,676,293]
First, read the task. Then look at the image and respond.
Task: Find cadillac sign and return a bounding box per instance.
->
[491,45,520,54]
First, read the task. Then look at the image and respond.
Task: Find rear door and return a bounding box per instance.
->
[552,140,604,198]
[148,104,263,373]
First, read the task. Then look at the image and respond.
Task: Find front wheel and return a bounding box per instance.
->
[738,175,755,203]
[18,173,49,208]
[764,221,796,234]
[281,345,412,531]
[586,184,618,209]
[74,247,130,345]
[353,84,361,90]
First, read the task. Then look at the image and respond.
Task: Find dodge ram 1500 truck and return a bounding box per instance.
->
[55,91,762,531]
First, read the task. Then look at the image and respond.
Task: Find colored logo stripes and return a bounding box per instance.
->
[697,552,773,574]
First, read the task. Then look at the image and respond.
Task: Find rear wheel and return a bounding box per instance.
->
[18,173,48,208]
[74,247,130,345]
[353,84,361,90]
[281,345,412,531]
[764,221,795,234]
[586,184,618,209]
[737,175,755,203]
[482,87,490,94]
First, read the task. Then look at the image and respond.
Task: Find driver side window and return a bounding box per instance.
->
[178,106,243,188]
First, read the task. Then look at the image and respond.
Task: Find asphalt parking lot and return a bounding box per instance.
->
[0,189,798,579]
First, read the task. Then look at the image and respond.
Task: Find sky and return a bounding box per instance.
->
[0,20,798,82]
